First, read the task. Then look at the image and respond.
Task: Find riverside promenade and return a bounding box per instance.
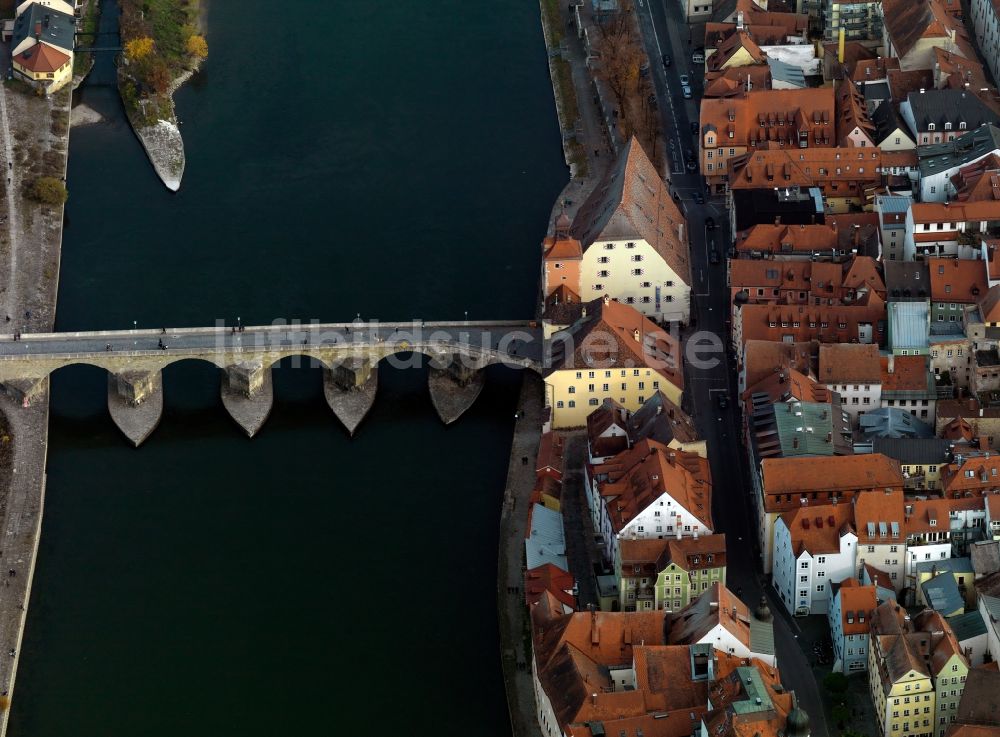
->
[494,3,623,733]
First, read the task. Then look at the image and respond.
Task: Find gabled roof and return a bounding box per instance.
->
[934,47,990,92]
[852,56,900,84]
[837,80,875,146]
[547,298,684,393]
[707,30,766,73]
[979,284,1000,322]
[871,100,914,147]
[859,409,936,440]
[881,0,966,60]
[871,437,950,465]
[956,668,1000,725]
[667,582,752,649]
[921,572,965,614]
[917,124,1000,178]
[763,454,903,500]
[837,581,878,635]
[743,367,832,404]
[704,65,773,99]
[628,390,700,447]
[570,137,690,284]
[889,69,936,105]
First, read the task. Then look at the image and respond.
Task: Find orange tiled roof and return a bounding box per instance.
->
[571,137,690,284]
[13,42,69,74]
[762,454,904,506]
[598,441,713,531]
[839,581,878,635]
[701,89,836,152]
[880,355,930,392]
[742,367,833,403]
[547,297,684,391]
[735,223,838,254]
[927,257,987,303]
[903,498,952,535]
[889,69,936,105]
[780,503,855,556]
[738,296,886,346]
[882,0,972,60]
[854,488,905,544]
[950,155,1000,203]
[852,56,900,83]
[742,340,816,390]
[836,80,876,147]
[704,66,773,99]
[819,343,882,384]
[980,285,1000,322]
[707,31,766,73]
[525,562,576,610]
[728,146,882,192]
[934,47,990,91]
[543,235,583,261]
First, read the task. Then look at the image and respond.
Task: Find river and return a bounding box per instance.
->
[7,1,566,734]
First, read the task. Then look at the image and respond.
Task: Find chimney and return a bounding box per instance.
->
[737,9,745,29]
[633,328,641,342]
[888,354,895,374]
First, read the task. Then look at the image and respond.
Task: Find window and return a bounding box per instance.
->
[589,398,599,406]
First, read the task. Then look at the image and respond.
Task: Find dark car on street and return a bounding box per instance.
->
[686,160,697,171]
[716,393,728,409]
[705,216,715,230]
[690,121,699,134]
[709,247,720,264]
[662,54,671,67]
[694,192,704,204]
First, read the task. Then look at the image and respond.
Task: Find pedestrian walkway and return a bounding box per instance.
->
[497,372,545,737]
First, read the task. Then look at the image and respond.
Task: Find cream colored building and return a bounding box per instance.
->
[544,297,684,429]
[569,137,691,325]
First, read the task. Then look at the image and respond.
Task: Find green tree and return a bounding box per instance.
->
[823,672,849,695]
[28,177,68,205]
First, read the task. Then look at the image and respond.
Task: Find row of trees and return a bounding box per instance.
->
[591,2,662,168]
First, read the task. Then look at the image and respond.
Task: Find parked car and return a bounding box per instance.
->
[662,54,671,67]
[682,85,692,99]
[692,50,705,65]
[686,160,697,171]
[679,74,690,86]
[690,121,699,134]
[694,192,704,204]
[705,216,715,230]
[716,393,728,409]
[709,245,720,264]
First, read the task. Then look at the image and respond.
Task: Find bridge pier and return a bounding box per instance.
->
[1,378,47,407]
[427,355,486,425]
[107,371,163,447]
[323,358,378,436]
[220,361,273,438]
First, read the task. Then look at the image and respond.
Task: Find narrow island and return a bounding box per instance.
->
[117,0,207,191]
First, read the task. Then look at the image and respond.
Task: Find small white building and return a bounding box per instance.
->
[773,504,858,616]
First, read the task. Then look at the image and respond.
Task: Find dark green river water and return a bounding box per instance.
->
[8,1,566,734]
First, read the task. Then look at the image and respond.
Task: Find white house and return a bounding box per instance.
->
[587,440,713,571]
[666,582,777,667]
[818,343,883,426]
[773,504,858,616]
[570,137,692,324]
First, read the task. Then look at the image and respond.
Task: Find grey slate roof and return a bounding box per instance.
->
[767,57,806,88]
[858,409,935,440]
[971,540,1000,578]
[947,609,987,642]
[773,400,851,456]
[871,437,951,463]
[906,90,997,133]
[982,593,1000,621]
[865,82,891,109]
[11,3,75,52]
[921,573,964,614]
[749,618,775,656]
[918,124,1000,177]
[915,556,974,576]
[885,261,930,300]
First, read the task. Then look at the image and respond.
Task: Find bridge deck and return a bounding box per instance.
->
[0,321,547,377]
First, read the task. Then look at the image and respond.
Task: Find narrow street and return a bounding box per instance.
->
[632,1,831,734]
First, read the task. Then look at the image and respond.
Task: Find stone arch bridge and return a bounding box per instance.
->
[0,321,546,445]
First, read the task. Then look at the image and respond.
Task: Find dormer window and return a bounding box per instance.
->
[945,122,952,131]
[928,123,936,131]
[960,122,967,130]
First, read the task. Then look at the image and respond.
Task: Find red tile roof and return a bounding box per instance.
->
[927,257,987,303]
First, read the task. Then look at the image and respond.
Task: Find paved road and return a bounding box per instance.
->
[634,3,831,735]
[0,322,546,366]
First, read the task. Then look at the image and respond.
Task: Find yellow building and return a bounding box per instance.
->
[12,42,72,93]
[544,296,684,429]
[868,603,969,737]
